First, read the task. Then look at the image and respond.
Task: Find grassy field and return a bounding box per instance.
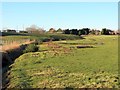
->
[1,33,80,51]
[7,35,119,88]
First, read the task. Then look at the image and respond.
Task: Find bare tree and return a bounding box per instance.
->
[26,25,46,34]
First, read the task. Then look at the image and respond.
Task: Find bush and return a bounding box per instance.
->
[23,44,39,53]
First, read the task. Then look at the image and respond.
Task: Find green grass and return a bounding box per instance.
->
[7,35,119,88]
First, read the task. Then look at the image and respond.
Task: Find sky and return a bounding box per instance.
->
[1,2,118,31]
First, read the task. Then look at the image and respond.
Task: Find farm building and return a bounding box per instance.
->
[114,30,120,35]
[48,28,56,33]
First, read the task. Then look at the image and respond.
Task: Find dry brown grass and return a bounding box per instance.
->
[0,40,35,52]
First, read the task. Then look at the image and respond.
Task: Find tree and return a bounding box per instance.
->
[101,28,110,35]
[101,28,106,35]
[26,25,45,34]
[70,29,78,35]
[82,28,90,35]
[78,30,82,36]
[90,29,96,35]
[63,29,70,34]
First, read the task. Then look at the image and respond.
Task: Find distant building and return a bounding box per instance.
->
[115,30,120,35]
[95,30,101,35]
[48,28,56,33]
[108,30,115,35]
[89,29,101,35]
[56,28,63,34]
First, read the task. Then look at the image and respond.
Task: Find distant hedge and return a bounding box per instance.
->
[27,33,82,42]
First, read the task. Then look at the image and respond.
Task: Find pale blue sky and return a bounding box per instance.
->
[1,2,118,31]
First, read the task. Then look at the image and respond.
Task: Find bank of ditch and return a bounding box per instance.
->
[1,42,36,89]
[1,34,83,89]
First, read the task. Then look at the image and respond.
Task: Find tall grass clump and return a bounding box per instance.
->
[23,44,39,53]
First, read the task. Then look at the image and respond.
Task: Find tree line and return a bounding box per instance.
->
[2,25,119,35]
[63,28,119,35]
[63,28,90,36]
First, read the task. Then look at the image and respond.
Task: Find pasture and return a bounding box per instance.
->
[6,35,119,88]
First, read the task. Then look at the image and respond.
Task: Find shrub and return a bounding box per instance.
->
[23,44,39,53]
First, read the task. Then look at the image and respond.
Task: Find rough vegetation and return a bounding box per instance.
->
[5,35,119,88]
[23,44,39,53]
